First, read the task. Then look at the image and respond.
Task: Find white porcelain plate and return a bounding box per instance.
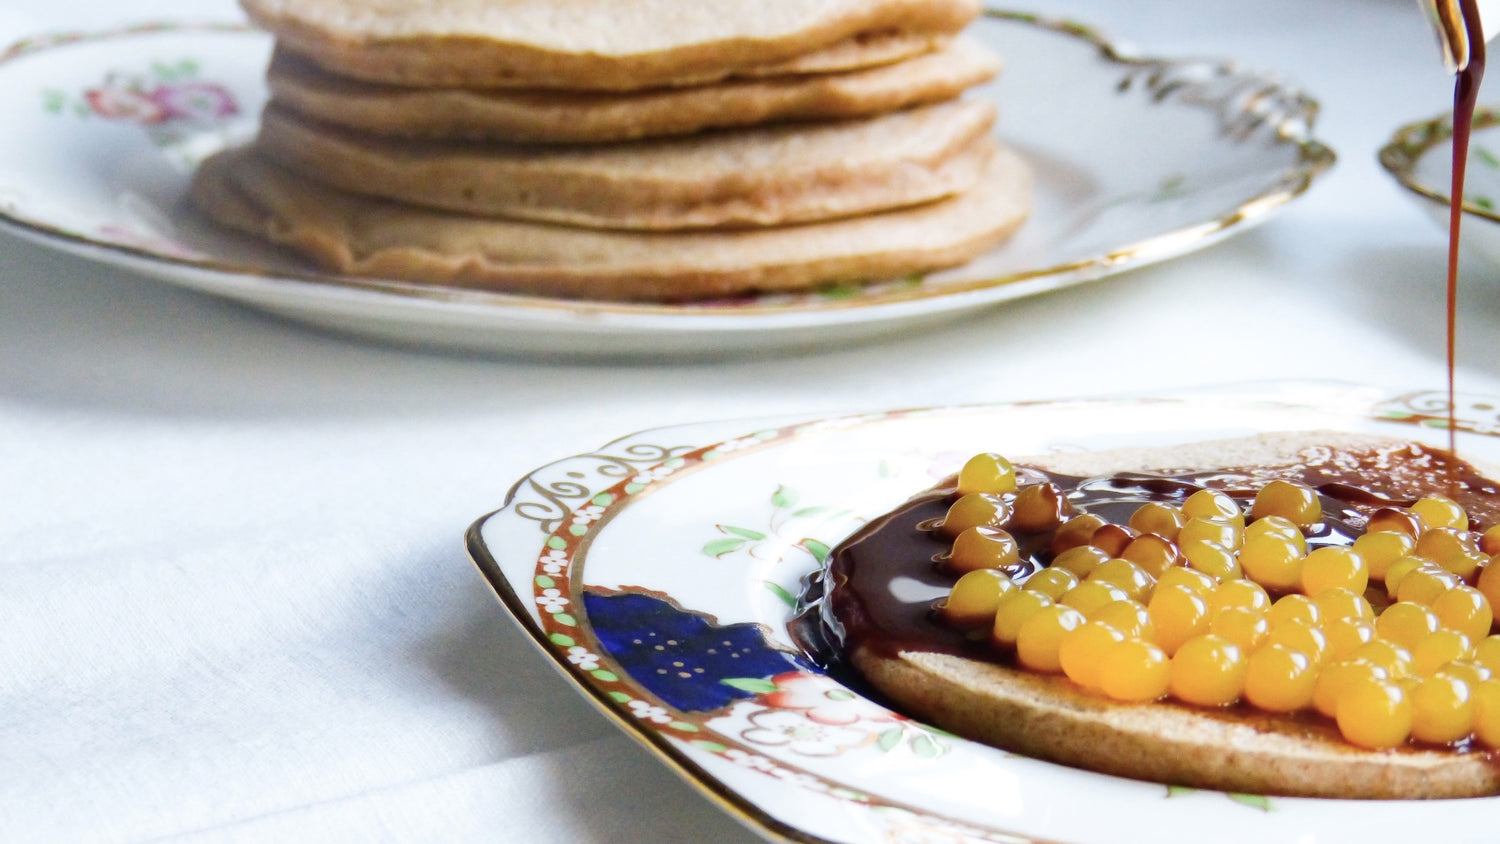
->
[0,14,1334,357]
[468,384,1500,844]
[1380,105,1500,276]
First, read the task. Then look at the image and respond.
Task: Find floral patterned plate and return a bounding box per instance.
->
[0,15,1333,357]
[467,384,1500,844]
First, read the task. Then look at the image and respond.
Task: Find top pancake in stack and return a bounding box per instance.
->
[192,0,1033,301]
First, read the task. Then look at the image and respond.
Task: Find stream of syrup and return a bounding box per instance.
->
[1448,0,1487,452]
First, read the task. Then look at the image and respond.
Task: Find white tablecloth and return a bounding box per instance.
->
[3,0,1498,841]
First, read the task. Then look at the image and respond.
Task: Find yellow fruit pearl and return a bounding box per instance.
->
[1376,601,1442,650]
[1337,677,1413,749]
[1052,545,1110,578]
[1435,659,1493,688]
[1324,617,1377,661]
[1267,593,1321,629]
[1475,635,1500,675]
[1300,546,1368,597]
[944,526,1021,574]
[1367,507,1426,538]
[1180,539,1241,582]
[1098,639,1170,703]
[1245,515,1307,554]
[1059,620,1127,689]
[1179,517,1243,552]
[1383,556,1429,598]
[940,493,1010,537]
[1250,480,1321,528]
[1482,526,1500,556]
[938,569,1017,627]
[1050,514,1107,557]
[991,590,1053,648]
[1210,607,1271,652]
[1416,528,1486,581]
[1120,534,1180,577]
[1148,584,1211,656]
[1157,566,1217,595]
[1353,530,1417,583]
[1207,579,1272,614]
[1168,634,1247,706]
[1060,580,1131,616]
[1016,604,1087,673]
[1129,502,1185,541]
[1088,524,1137,559]
[1472,678,1500,746]
[1477,560,1500,623]
[1313,587,1374,623]
[1410,673,1474,744]
[1183,489,1245,527]
[1244,643,1317,713]
[1024,567,1080,600]
[1265,619,1329,666]
[1433,584,1493,643]
[1411,495,1469,532]
[1346,640,1414,678]
[1086,558,1156,604]
[1238,532,1304,594]
[1395,564,1460,606]
[1009,483,1068,533]
[957,452,1017,495]
[1314,659,1390,718]
[1410,629,1474,676]
[1091,599,1154,641]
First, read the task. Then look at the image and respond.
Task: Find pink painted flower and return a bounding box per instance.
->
[150,82,238,121]
[85,86,166,123]
[740,708,872,756]
[760,671,897,726]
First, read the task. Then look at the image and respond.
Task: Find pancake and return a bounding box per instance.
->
[186,144,1032,301]
[252,99,999,230]
[238,0,981,89]
[820,432,1500,798]
[263,38,1002,142]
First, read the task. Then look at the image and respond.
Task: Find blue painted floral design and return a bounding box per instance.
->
[583,590,804,712]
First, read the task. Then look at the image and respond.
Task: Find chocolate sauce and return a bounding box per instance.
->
[1447,0,1487,451]
[793,444,1500,671]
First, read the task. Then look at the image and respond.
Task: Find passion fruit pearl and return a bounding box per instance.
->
[1244,643,1317,712]
[1059,620,1126,689]
[1060,580,1131,616]
[1410,629,1474,676]
[1432,584,1493,643]
[1300,546,1368,597]
[1178,517,1242,552]
[1090,599,1154,641]
[1182,489,1244,529]
[1375,601,1441,650]
[1009,483,1069,533]
[1120,533,1180,576]
[944,526,1020,574]
[956,452,1018,496]
[1336,677,1413,749]
[1238,532,1304,593]
[1410,495,1469,532]
[1147,584,1211,656]
[1353,530,1416,582]
[1086,558,1155,604]
[1023,567,1080,600]
[1097,639,1170,703]
[1314,659,1390,719]
[1169,634,1246,706]
[991,589,1053,648]
[1416,528,1487,581]
[1409,673,1475,744]
[1367,507,1427,538]
[938,493,1010,538]
[1156,566,1217,595]
[1179,538,1240,582]
[1051,544,1111,578]
[1481,525,1500,556]
[1245,515,1307,554]
[937,569,1017,627]
[1209,607,1271,652]
[1049,514,1107,557]
[1129,502,1186,540]
[1250,480,1321,528]
[1015,604,1087,673]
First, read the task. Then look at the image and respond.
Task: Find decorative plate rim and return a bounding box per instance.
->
[1377,105,1500,223]
[0,11,1336,327]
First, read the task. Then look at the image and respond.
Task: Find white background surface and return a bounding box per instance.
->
[2,1,1498,842]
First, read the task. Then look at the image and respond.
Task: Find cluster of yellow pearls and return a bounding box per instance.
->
[935,452,1500,750]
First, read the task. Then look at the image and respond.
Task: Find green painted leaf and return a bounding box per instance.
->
[591,669,619,682]
[1380,410,1414,419]
[591,493,614,507]
[701,450,722,461]
[1227,793,1273,811]
[720,677,780,694]
[878,459,897,478]
[1165,785,1197,798]
[553,612,577,627]
[910,734,941,758]
[876,727,903,752]
[609,691,632,703]
[771,485,799,508]
[1478,146,1500,168]
[624,482,646,495]
[568,524,588,536]
[701,537,746,557]
[802,539,831,563]
[535,575,555,589]
[792,505,835,517]
[548,633,576,647]
[668,721,699,732]
[763,581,797,608]
[692,740,728,752]
[721,525,767,541]
[826,689,856,701]
[545,536,567,550]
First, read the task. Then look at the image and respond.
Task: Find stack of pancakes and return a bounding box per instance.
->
[191,0,1033,302]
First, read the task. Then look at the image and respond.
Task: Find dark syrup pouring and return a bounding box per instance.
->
[1448,0,1487,454]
